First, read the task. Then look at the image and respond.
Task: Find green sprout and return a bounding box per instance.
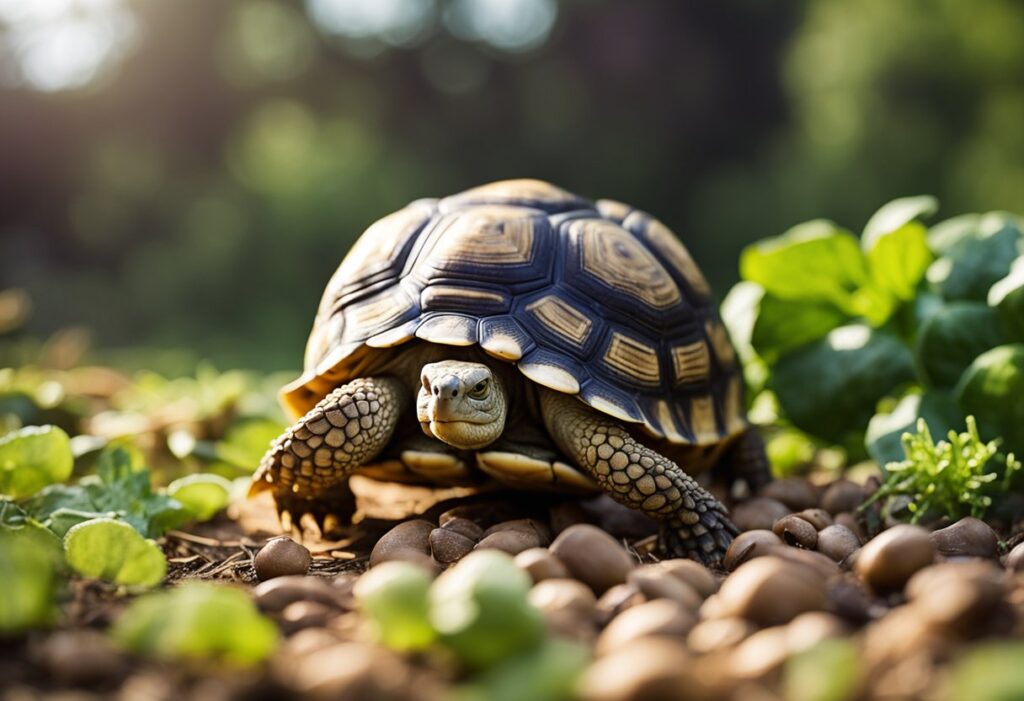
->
[864,416,1021,523]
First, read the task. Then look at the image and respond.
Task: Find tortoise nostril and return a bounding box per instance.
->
[451,389,458,397]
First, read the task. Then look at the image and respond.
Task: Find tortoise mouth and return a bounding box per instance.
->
[422,418,503,450]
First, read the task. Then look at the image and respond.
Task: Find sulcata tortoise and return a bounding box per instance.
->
[250,179,769,564]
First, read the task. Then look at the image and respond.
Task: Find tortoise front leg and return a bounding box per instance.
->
[249,377,408,533]
[540,390,737,565]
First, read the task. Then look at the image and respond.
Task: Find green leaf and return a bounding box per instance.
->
[914,302,1006,387]
[949,641,1024,701]
[955,344,1024,455]
[429,549,544,670]
[783,638,859,701]
[452,639,590,701]
[862,195,938,245]
[865,221,934,303]
[770,325,916,448]
[111,582,278,665]
[0,425,73,498]
[0,527,64,634]
[927,213,980,254]
[215,419,287,471]
[354,561,435,652]
[927,214,1022,301]
[751,293,849,363]
[63,517,167,587]
[989,256,1024,341]
[740,220,869,315]
[720,282,770,393]
[865,392,963,466]
[765,429,817,478]
[166,474,233,522]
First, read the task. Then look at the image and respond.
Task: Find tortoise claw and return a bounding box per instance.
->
[659,505,738,567]
[272,486,356,539]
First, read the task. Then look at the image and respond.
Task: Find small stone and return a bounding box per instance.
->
[761,478,818,511]
[577,638,694,701]
[655,559,719,598]
[1006,542,1024,571]
[786,611,848,653]
[276,640,417,698]
[817,524,861,562]
[550,524,636,594]
[475,529,541,555]
[731,497,790,532]
[825,576,873,623]
[428,528,475,564]
[529,578,598,619]
[253,575,349,613]
[769,545,842,579]
[482,518,551,545]
[834,512,866,542]
[820,479,866,515]
[514,548,570,583]
[627,565,703,610]
[795,508,833,531]
[687,617,754,654]
[855,524,935,590]
[596,599,696,655]
[440,517,483,541]
[729,626,791,680]
[906,561,1008,635]
[595,583,645,626]
[772,514,818,549]
[279,601,335,635]
[34,630,124,686]
[723,530,782,571]
[715,556,827,626]
[929,517,999,559]
[369,519,435,567]
[254,536,312,581]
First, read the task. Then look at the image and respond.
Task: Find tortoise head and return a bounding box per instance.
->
[417,360,507,449]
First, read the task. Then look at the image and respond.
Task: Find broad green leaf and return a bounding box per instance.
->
[720,282,769,393]
[0,527,64,634]
[430,549,544,669]
[215,419,286,471]
[865,221,934,302]
[354,561,435,651]
[751,293,848,363]
[452,639,590,701]
[765,429,817,478]
[927,213,980,254]
[989,256,1024,341]
[111,582,278,665]
[740,220,868,314]
[770,325,916,448]
[865,392,963,466]
[949,641,1024,701]
[955,344,1024,455]
[63,517,166,587]
[0,425,73,498]
[862,195,938,245]
[166,474,233,522]
[783,638,859,701]
[927,214,1022,301]
[914,302,1006,387]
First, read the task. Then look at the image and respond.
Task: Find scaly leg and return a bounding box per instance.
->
[249,377,407,532]
[541,390,737,565]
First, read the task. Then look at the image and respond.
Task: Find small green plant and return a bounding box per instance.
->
[863,416,1021,523]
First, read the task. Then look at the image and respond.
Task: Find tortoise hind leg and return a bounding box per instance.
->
[249,376,408,535]
[718,428,773,499]
[540,390,737,565]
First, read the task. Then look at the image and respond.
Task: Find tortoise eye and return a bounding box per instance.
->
[469,379,489,399]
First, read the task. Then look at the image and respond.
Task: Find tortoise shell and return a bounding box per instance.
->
[282,179,745,447]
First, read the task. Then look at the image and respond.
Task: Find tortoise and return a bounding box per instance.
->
[250,179,769,564]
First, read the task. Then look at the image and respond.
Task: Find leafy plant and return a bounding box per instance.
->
[723,198,1024,468]
[354,561,436,652]
[111,582,278,665]
[0,425,73,498]
[862,417,1021,523]
[64,518,167,587]
[0,526,65,635]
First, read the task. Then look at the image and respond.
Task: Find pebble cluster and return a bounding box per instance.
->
[10,477,1024,701]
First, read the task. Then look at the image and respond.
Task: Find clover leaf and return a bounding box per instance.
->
[166,473,233,521]
[63,517,167,587]
[0,425,73,498]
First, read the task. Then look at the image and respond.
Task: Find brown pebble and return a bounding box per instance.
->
[596,599,696,655]
[550,524,636,594]
[529,578,598,618]
[280,601,335,635]
[856,524,935,590]
[723,530,782,571]
[820,479,866,515]
[825,576,873,623]
[369,520,434,567]
[253,575,348,613]
[577,638,694,701]
[834,512,866,542]
[475,529,540,555]
[929,517,999,559]
[628,566,703,610]
[773,515,818,549]
[482,518,551,545]
[769,545,841,579]
[795,509,833,531]
[817,524,861,562]
[34,630,124,686]
[1006,542,1024,571]
[428,528,475,564]
[761,478,818,511]
[581,495,659,539]
[376,547,442,577]
[254,536,312,581]
[655,559,719,598]
[549,501,592,535]
[595,583,646,626]
[906,561,1008,635]
[729,626,791,680]
[731,497,790,532]
[275,640,421,698]
[715,556,827,626]
[514,548,570,583]
[687,617,754,654]
[440,516,483,542]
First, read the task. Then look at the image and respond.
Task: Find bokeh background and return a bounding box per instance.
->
[3,0,1024,373]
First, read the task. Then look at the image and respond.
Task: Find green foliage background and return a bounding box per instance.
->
[2,0,1024,372]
